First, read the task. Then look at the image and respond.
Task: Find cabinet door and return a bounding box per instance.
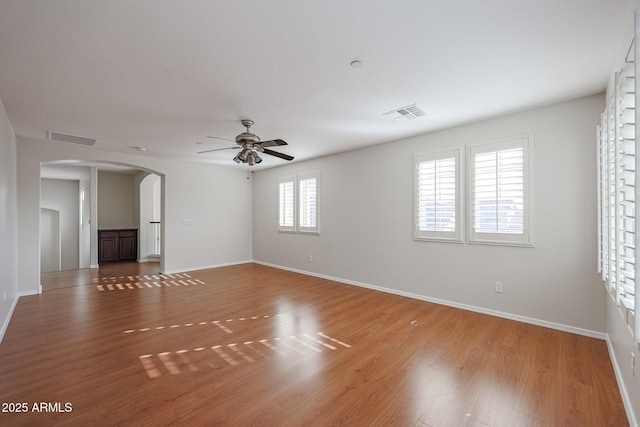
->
[119,230,137,261]
[99,231,119,262]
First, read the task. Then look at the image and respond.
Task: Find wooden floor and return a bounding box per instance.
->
[0,263,628,426]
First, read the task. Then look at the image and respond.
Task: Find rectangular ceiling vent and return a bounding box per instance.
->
[383,103,426,120]
[48,131,96,146]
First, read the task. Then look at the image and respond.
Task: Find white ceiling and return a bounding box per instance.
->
[0,1,635,170]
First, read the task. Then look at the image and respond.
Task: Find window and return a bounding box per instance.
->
[468,135,533,246]
[278,177,295,232]
[414,149,462,242]
[298,173,320,233]
[278,172,320,234]
[597,39,638,342]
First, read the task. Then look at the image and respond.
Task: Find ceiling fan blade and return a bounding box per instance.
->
[258,139,287,148]
[207,136,236,143]
[263,148,294,161]
[197,147,241,154]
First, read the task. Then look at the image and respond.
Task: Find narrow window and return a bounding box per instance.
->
[468,135,532,246]
[414,149,462,242]
[278,177,295,232]
[298,172,320,234]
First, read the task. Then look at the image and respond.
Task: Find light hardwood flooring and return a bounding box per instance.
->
[0,262,628,426]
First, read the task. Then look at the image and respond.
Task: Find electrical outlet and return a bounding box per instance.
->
[308,255,313,262]
[495,282,504,293]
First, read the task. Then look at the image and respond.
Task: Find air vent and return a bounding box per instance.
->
[48,131,96,146]
[383,104,426,120]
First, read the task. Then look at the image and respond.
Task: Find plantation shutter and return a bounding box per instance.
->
[617,46,636,315]
[608,95,619,298]
[414,149,461,242]
[468,136,532,246]
[598,35,638,342]
[298,173,320,233]
[278,178,295,231]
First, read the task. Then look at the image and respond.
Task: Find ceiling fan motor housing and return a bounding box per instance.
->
[236,132,260,145]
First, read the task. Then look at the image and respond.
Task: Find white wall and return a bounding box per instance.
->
[253,94,605,333]
[41,178,80,271]
[0,97,18,342]
[98,171,135,229]
[16,136,253,293]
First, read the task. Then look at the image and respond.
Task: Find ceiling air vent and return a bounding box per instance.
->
[48,131,96,146]
[383,103,426,120]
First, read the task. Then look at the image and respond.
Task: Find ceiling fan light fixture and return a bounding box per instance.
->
[238,149,248,162]
[247,151,256,166]
[254,152,262,164]
[233,152,242,163]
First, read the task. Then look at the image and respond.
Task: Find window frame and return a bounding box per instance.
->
[413,148,463,243]
[277,172,320,235]
[297,172,320,235]
[467,134,533,247]
[278,176,296,233]
[597,41,639,342]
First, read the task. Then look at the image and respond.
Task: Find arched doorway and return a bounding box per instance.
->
[40,161,165,279]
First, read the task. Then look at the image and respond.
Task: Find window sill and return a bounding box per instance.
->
[467,239,534,248]
[413,237,463,244]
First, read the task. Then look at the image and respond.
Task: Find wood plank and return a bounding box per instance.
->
[0,263,628,426]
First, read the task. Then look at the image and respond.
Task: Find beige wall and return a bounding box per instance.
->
[97,171,135,229]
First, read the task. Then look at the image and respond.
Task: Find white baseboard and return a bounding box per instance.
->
[605,336,639,427]
[253,260,607,340]
[162,259,253,275]
[1,284,69,345]
[0,295,19,344]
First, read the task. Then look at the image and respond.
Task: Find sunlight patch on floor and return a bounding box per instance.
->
[123,314,284,335]
[138,332,352,379]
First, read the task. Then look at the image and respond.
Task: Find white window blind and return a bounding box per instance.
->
[278,172,320,234]
[414,149,462,242]
[597,113,610,283]
[598,36,638,342]
[608,99,618,297]
[298,172,320,234]
[468,135,532,246]
[278,178,295,232]
[618,60,635,313]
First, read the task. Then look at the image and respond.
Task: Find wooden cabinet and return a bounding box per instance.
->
[98,229,138,263]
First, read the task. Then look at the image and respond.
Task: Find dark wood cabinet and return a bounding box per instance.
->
[98,229,137,263]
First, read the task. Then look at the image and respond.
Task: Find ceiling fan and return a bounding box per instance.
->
[197,119,294,165]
